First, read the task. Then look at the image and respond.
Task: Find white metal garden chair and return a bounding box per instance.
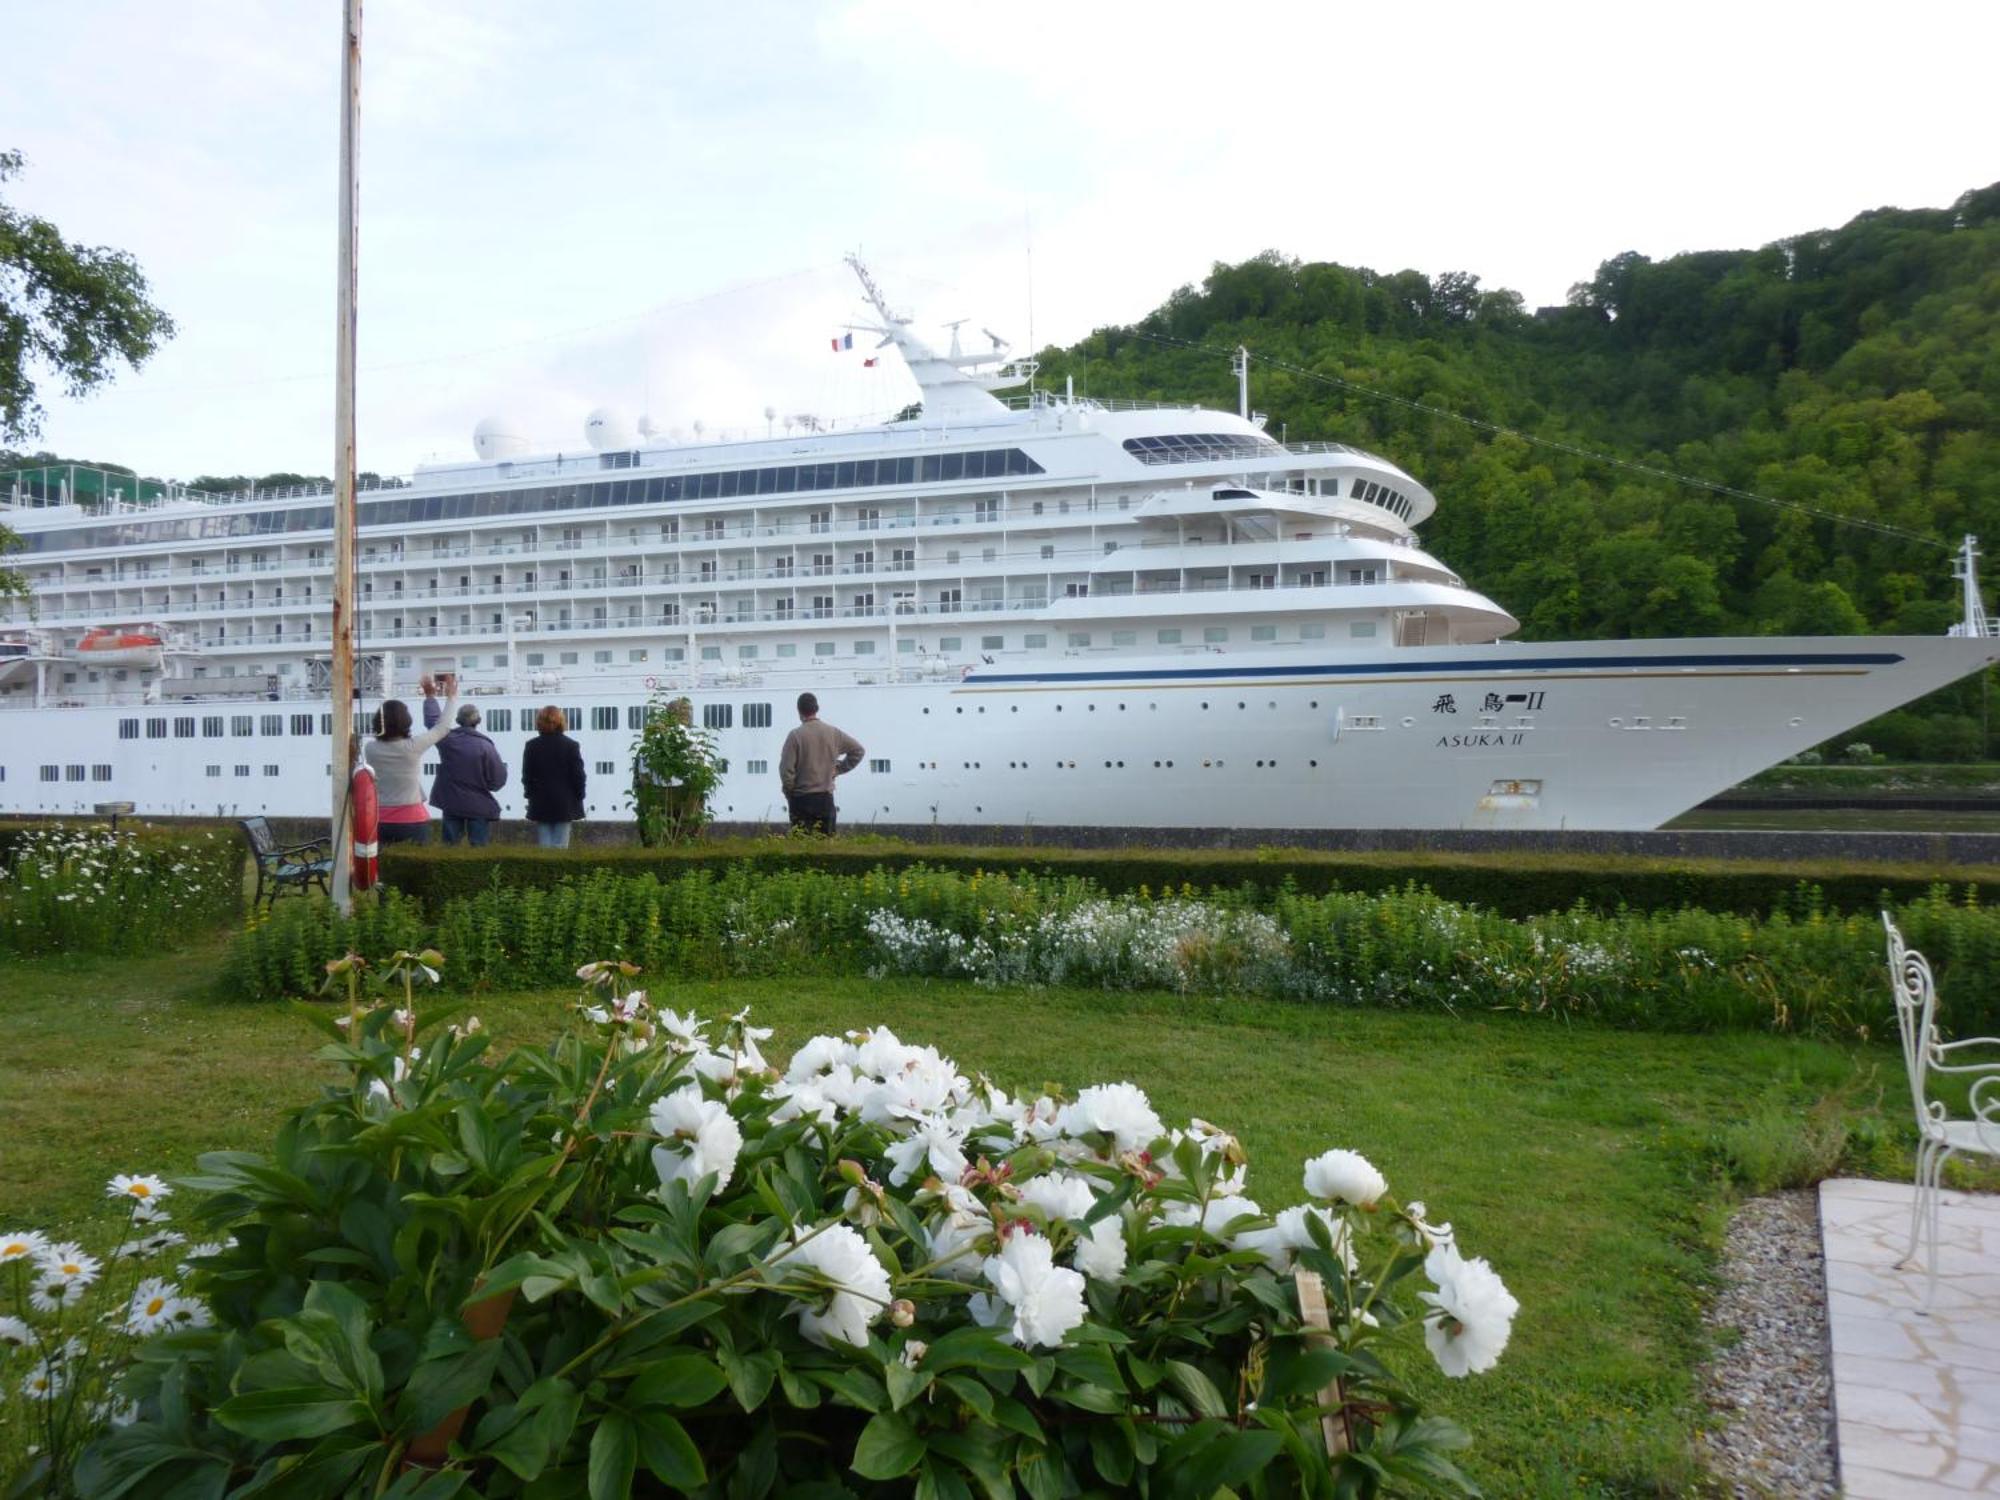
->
[1881,912,2000,1312]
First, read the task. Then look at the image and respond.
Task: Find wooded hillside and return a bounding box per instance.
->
[1036,183,2000,757]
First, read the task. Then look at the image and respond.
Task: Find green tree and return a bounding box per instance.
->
[0,149,175,445]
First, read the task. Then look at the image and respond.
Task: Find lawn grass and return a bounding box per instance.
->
[0,941,1928,1497]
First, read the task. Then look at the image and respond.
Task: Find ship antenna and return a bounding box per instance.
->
[845,252,904,327]
[1952,535,1993,638]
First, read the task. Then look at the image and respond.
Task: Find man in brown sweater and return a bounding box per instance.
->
[778,691,865,834]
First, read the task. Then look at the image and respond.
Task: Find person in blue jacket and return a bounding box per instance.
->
[521,705,587,848]
[430,702,508,846]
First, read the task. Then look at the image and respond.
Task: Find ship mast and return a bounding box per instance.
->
[1951,535,1992,638]
[329,0,362,914]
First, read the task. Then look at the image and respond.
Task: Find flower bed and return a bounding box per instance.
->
[0,824,242,957]
[40,953,1514,1497]
[224,864,2000,1039]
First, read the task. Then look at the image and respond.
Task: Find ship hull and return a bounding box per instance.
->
[4,635,1992,832]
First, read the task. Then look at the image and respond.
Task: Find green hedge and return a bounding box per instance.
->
[377,837,2000,919]
[226,863,2000,1041]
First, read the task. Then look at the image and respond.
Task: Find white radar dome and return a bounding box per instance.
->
[472,417,531,462]
[584,407,636,452]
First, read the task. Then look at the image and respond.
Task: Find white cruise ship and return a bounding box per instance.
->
[3,264,1997,833]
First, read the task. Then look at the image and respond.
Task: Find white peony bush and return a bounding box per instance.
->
[73,954,1516,1497]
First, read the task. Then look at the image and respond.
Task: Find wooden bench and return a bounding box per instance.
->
[239,817,334,907]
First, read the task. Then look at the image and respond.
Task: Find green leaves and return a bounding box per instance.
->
[850,1412,926,1479]
[588,1412,637,1500]
[212,1388,374,1444]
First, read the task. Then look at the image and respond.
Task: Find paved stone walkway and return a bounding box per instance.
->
[1818,1178,2000,1496]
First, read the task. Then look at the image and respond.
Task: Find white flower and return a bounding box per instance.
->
[1163,1195,1265,1239]
[33,1242,99,1290]
[769,1079,839,1127]
[784,1033,853,1082]
[970,1233,1087,1349]
[778,1225,892,1349]
[365,1049,421,1107]
[129,1200,170,1226]
[0,1315,32,1347]
[1303,1149,1387,1208]
[1074,1218,1128,1282]
[1233,1204,1356,1275]
[1405,1201,1454,1249]
[391,1008,414,1032]
[1017,1172,1097,1223]
[22,1361,64,1401]
[648,1090,744,1193]
[118,1231,186,1260]
[1419,1243,1518,1377]
[924,1204,992,1282]
[0,1230,48,1264]
[127,1278,178,1334]
[883,1117,968,1188]
[657,1008,707,1048]
[177,1241,229,1276]
[1058,1083,1164,1153]
[108,1175,172,1208]
[164,1296,212,1330]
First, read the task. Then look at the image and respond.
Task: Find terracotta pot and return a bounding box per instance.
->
[403,1285,518,1468]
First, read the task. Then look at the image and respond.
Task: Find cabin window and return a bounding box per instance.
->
[592,707,617,731]
[1251,625,1277,641]
[118,718,139,740]
[1158,629,1182,644]
[1350,621,1377,638]
[743,703,773,728]
[702,704,732,730]
[1204,628,1229,643]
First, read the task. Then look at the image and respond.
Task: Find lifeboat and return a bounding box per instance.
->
[76,627,167,668]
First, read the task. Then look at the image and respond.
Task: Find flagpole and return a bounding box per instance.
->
[329,0,362,915]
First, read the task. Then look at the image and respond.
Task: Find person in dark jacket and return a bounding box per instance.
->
[431,703,508,846]
[521,705,587,848]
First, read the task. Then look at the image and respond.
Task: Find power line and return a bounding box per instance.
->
[1125,330,1951,552]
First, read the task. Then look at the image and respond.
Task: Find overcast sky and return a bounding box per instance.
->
[9,0,1997,481]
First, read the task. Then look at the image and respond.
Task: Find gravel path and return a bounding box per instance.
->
[1699,1190,1837,1498]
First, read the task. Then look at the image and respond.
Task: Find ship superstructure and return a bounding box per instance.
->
[2,266,1995,831]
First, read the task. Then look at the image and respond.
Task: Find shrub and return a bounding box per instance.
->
[0,824,242,956]
[379,840,2000,920]
[224,866,2000,1041]
[220,889,431,1001]
[75,957,1513,1497]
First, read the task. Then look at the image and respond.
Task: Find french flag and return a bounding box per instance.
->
[830,332,852,352]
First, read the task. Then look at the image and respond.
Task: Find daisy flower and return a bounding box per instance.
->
[108,1174,172,1208]
[127,1278,179,1335]
[22,1360,65,1401]
[0,1229,48,1264]
[0,1315,33,1348]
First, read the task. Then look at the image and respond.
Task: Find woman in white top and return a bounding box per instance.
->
[364,681,457,844]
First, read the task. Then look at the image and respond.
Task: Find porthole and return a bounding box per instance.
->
[1255,759,1264,768]
[1153,760,1161,768]
[975,805,982,813]
[1067,759,1076,768]
[1103,760,1112,768]
[1203,758,1212,768]
[1011,705,1018,713]
[1608,717,1623,728]
[1268,701,1277,710]
[1237,702,1246,710]
[1788,716,1803,728]
[956,707,963,714]
[1166,760,1174,768]
[1116,760,1125,768]
[1401,717,1415,728]
[978,706,986,714]
[1118,703,1126,711]
[1309,759,1318,768]
[1310,700,1319,709]
[922,707,930,715]
[1088,704,1096,712]
[1055,705,1063,713]
[1201,701,1209,710]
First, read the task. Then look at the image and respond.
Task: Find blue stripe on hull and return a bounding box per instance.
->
[965,650,1908,686]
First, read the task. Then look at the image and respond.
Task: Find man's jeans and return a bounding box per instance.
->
[535,821,572,848]
[441,815,492,847]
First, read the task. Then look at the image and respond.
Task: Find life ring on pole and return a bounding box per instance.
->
[350,763,379,892]
[643,675,659,690]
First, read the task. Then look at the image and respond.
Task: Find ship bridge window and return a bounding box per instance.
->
[290,714,314,735]
[592,706,618,731]
[202,716,224,737]
[1122,433,1285,466]
[231,715,254,736]
[174,716,195,738]
[702,703,732,730]
[118,718,139,741]
[261,714,283,736]
[743,703,773,729]
[145,717,167,739]
[1212,488,1256,501]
